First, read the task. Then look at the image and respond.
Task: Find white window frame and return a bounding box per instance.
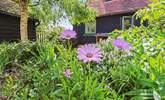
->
[122,16,134,30]
[85,21,96,35]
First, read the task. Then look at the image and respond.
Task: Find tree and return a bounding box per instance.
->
[11,0,96,41]
[30,0,96,26]
[11,0,29,41]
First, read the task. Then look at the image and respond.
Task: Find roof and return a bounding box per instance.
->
[0,0,20,15]
[0,0,38,21]
[87,0,150,17]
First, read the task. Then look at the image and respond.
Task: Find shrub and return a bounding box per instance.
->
[0,41,111,100]
[1,0,165,99]
[97,1,165,99]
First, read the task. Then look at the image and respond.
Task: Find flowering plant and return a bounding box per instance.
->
[112,39,132,51]
[77,44,102,63]
[60,29,77,40]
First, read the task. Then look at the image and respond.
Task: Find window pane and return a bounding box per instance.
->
[124,18,131,29]
[122,16,133,30]
[85,21,96,35]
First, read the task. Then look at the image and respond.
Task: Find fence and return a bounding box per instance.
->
[37,34,47,42]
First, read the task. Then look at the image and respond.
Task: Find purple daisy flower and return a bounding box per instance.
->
[64,69,73,78]
[60,29,77,40]
[77,44,102,63]
[112,39,132,51]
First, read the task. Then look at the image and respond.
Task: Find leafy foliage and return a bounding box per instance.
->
[98,0,165,99]
[1,0,165,99]
[29,0,96,26]
[0,42,110,100]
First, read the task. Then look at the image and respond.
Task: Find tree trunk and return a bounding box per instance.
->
[20,1,28,41]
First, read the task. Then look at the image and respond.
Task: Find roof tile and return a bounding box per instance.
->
[88,0,150,16]
[0,0,20,15]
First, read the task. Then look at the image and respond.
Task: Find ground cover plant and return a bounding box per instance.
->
[0,0,165,100]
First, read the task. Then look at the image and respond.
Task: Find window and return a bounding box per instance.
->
[122,16,134,30]
[85,21,96,35]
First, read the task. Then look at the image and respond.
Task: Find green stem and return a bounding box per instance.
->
[87,63,91,76]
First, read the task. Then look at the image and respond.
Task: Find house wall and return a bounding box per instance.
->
[73,24,96,44]
[96,15,121,33]
[0,13,37,42]
[74,12,142,44]
[96,13,142,32]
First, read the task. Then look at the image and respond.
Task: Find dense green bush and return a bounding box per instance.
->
[97,0,165,99]
[0,41,111,100]
[0,0,165,100]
